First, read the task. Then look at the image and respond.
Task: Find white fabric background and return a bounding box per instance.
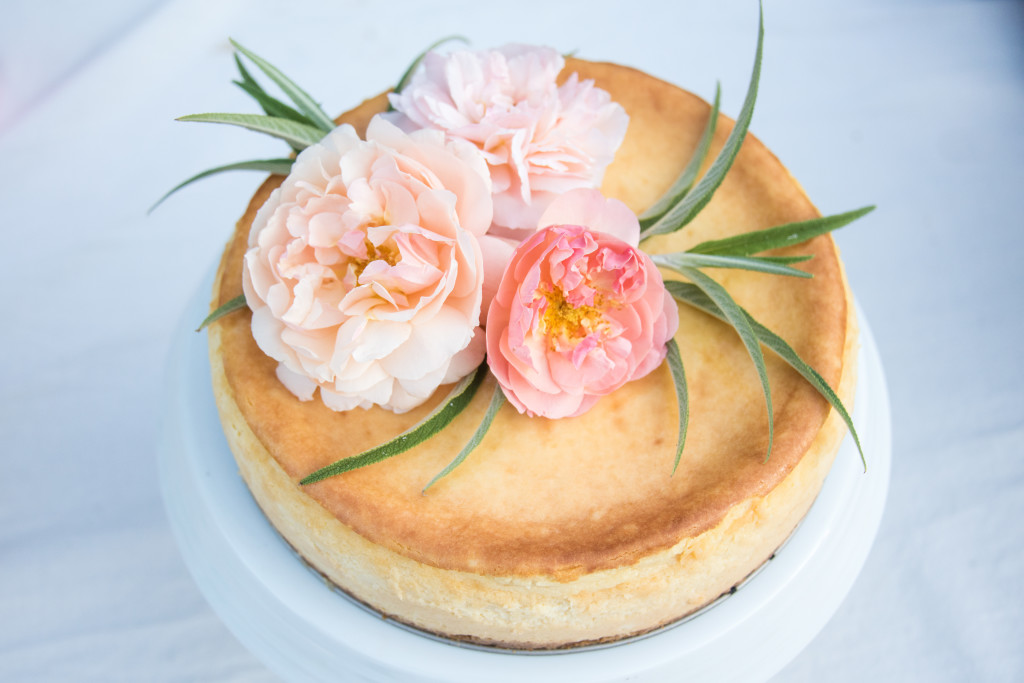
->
[1,0,1021,680]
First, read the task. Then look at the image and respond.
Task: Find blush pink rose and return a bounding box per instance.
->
[485,189,679,419]
[386,44,629,234]
[243,116,509,413]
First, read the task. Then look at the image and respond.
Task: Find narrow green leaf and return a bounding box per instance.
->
[687,206,876,257]
[233,53,274,108]
[196,295,247,332]
[665,282,715,316]
[391,35,469,104]
[422,383,506,492]
[653,252,813,279]
[234,53,259,89]
[750,255,814,265]
[230,53,312,150]
[230,39,336,133]
[300,367,487,485]
[639,82,721,230]
[640,3,764,241]
[665,339,689,475]
[666,280,864,469]
[676,266,774,461]
[150,158,294,212]
[233,78,312,126]
[176,113,325,149]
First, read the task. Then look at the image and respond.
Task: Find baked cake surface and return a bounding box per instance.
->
[208,58,857,647]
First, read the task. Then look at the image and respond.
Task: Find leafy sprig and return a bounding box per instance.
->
[422,384,506,492]
[650,207,873,464]
[390,35,468,109]
[677,264,776,461]
[299,367,486,485]
[196,294,247,332]
[151,159,295,213]
[665,339,689,474]
[157,38,475,212]
[233,54,309,128]
[652,252,814,279]
[176,112,324,148]
[639,5,764,241]
[152,41,334,211]
[637,83,720,231]
[667,280,865,470]
[229,39,336,133]
[687,206,876,257]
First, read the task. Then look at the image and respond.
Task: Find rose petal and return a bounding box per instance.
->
[387,44,628,232]
[485,221,678,418]
[243,120,492,413]
[538,188,640,246]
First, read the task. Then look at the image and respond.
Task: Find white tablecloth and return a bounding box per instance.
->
[2,0,1021,680]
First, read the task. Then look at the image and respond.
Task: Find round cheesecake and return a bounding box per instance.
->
[207,58,857,649]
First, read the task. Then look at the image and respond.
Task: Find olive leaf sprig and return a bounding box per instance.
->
[629,5,870,470]
[165,40,346,331]
[150,39,330,214]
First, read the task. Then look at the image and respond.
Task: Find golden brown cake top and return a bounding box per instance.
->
[211,59,848,578]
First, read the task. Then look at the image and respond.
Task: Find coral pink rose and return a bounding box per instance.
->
[387,44,629,234]
[243,116,509,413]
[485,189,679,419]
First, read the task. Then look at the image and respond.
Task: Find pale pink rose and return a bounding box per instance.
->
[387,44,628,234]
[485,189,679,419]
[243,116,508,413]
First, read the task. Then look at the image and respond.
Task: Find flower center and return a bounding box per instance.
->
[540,287,605,348]
[347,238,399,281]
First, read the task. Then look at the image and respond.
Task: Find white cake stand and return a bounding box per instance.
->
[159,273,891,683]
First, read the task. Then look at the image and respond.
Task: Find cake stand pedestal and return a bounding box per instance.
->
[159,273,891,683]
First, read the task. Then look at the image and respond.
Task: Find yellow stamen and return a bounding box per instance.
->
[349,237,399,281]
[539,287,605,348]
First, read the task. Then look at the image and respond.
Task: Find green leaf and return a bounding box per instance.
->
[230,39,336,133]
[665,339,689,475]
[687,206,876,256]
[299,366,487,485]
[176,113,325,149]
[749,254,815,265]
[233,53,300,119]
[638,82,721,231]
[234,53,259,89]
[675,266,774,461]
[150,158,294,212]
[196,294,247,332]
[640,3,764,241]
[653,252,813,279]
[233,78,312,127]
[232,52,311,149]
[666,281,864,469]
[422,383,506,492]
[231,80,309,154]
[391,35,469,104]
